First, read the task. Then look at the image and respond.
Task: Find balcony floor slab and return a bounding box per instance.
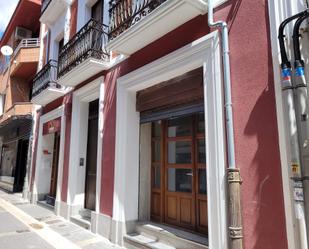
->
[31,87,68,106]
[57,58,109,87]
[107,0,207,55]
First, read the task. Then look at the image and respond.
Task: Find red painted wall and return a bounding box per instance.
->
[99,1,287,248]
[217,1,287,248]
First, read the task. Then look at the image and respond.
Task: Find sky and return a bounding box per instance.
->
[0,0,19,39]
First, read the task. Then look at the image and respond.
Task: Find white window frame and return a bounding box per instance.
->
[112,30,228,248]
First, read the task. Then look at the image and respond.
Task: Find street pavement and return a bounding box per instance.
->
[0,190,123,249]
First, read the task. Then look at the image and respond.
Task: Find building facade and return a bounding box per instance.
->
[20,0,309,248]
[0,0,41,193]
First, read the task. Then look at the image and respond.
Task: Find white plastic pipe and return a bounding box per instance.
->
[208,0,236,169]
[208,2,242,249]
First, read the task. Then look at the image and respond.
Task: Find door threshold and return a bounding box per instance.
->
[37,200,54,211]
[70,214,91,230]
[137,221,208,247]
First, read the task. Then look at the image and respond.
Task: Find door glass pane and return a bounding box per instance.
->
[198,139,206,164]
[153,166,161,188]
[153,121,161,138]
[168,141,191,164]
[197,112,205,133]
[152,140,160,162]
[168,116,192,137]
[199,169,207,195]
[168,168,192,193]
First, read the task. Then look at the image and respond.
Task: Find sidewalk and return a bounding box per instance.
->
[0,190,123,249]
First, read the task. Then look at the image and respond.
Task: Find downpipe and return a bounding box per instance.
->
[293,12,309,247]
[278,10,309,249]
[207,1,243,249]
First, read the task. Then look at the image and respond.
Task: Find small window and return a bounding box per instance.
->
[91,0,103,22]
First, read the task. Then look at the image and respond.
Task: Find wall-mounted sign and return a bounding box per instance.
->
[43,118,61,135]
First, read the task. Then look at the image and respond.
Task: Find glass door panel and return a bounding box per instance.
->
[150,113,207,234]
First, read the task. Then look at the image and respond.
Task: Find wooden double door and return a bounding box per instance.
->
[150,113,208,234]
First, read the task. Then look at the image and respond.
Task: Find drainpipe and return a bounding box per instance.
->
[207,2,243,249]
[293,12,309,247]
[278,10,309,249]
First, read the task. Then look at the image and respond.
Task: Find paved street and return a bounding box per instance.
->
[0,190,123,249]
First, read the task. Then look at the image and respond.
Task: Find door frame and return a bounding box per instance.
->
[32,106,66,214]
[84,99,100,211]
[67,77,104,216]
[113,31,228,248]
[50,132,61,198]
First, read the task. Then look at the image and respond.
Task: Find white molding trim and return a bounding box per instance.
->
[113,31,228,248]
[74,78,101,101]
[67,77,104,215]
[32,105,66,215]
[96,82,104,214]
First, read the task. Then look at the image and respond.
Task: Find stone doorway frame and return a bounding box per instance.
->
[113,31,228,248]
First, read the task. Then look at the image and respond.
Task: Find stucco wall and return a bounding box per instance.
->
[98,1,287,248]
[41,0,287,248]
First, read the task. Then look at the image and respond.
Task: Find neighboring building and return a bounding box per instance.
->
[0,0,41,192]
[25,0,309,249]
[268,1,309,249]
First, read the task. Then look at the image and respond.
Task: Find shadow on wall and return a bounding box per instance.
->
[242,3,288,249]
[99,67,118,216]
[215,0,243,31]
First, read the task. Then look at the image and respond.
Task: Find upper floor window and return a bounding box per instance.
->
[58,38,64,58]
[91,0,103,22]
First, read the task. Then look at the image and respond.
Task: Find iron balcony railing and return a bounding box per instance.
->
[58,19,109,79]
[41,0,52,15]
[32,60,59,98]
[108,0,167,40]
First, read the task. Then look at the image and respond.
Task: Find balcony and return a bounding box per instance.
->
[57,19,109,87]
[10,38,40,78]
[31,60,67,106]
[40,0,72,26]
[0,103,34,124]
[107,0,207,55]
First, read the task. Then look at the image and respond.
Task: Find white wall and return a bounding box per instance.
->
[67,79,101,214]
[77,0,92,31]
[138,123,151,221]
[50,12,66,60]
[67,98,89,209]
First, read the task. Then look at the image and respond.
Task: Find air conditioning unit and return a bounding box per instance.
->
[15,27,32,40]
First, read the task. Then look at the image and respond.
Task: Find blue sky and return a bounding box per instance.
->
[0,0,19,39]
